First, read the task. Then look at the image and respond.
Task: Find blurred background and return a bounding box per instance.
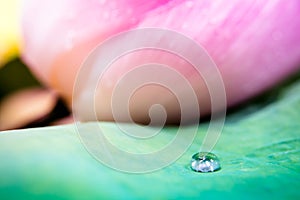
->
[0,0,70,131]
[1,0,300,131]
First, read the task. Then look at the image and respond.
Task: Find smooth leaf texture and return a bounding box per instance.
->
[0,76,300,199]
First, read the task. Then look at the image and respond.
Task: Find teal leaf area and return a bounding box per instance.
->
[1,75,300,199]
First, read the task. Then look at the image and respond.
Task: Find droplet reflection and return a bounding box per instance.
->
[190,152,221,173]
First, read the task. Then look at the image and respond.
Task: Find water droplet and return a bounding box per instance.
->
[190,152,221,173]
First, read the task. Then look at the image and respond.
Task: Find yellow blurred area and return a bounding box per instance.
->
[0,0,21,67]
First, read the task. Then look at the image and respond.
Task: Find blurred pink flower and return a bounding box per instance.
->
[21,0,300,123]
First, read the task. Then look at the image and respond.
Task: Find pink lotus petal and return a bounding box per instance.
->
[21,0,300,123]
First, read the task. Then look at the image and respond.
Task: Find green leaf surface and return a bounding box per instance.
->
[1,77,300,199]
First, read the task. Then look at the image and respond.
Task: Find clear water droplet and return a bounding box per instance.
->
[190,152,221,173]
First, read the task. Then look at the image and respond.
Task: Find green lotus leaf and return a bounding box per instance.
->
[1,76,300,199]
